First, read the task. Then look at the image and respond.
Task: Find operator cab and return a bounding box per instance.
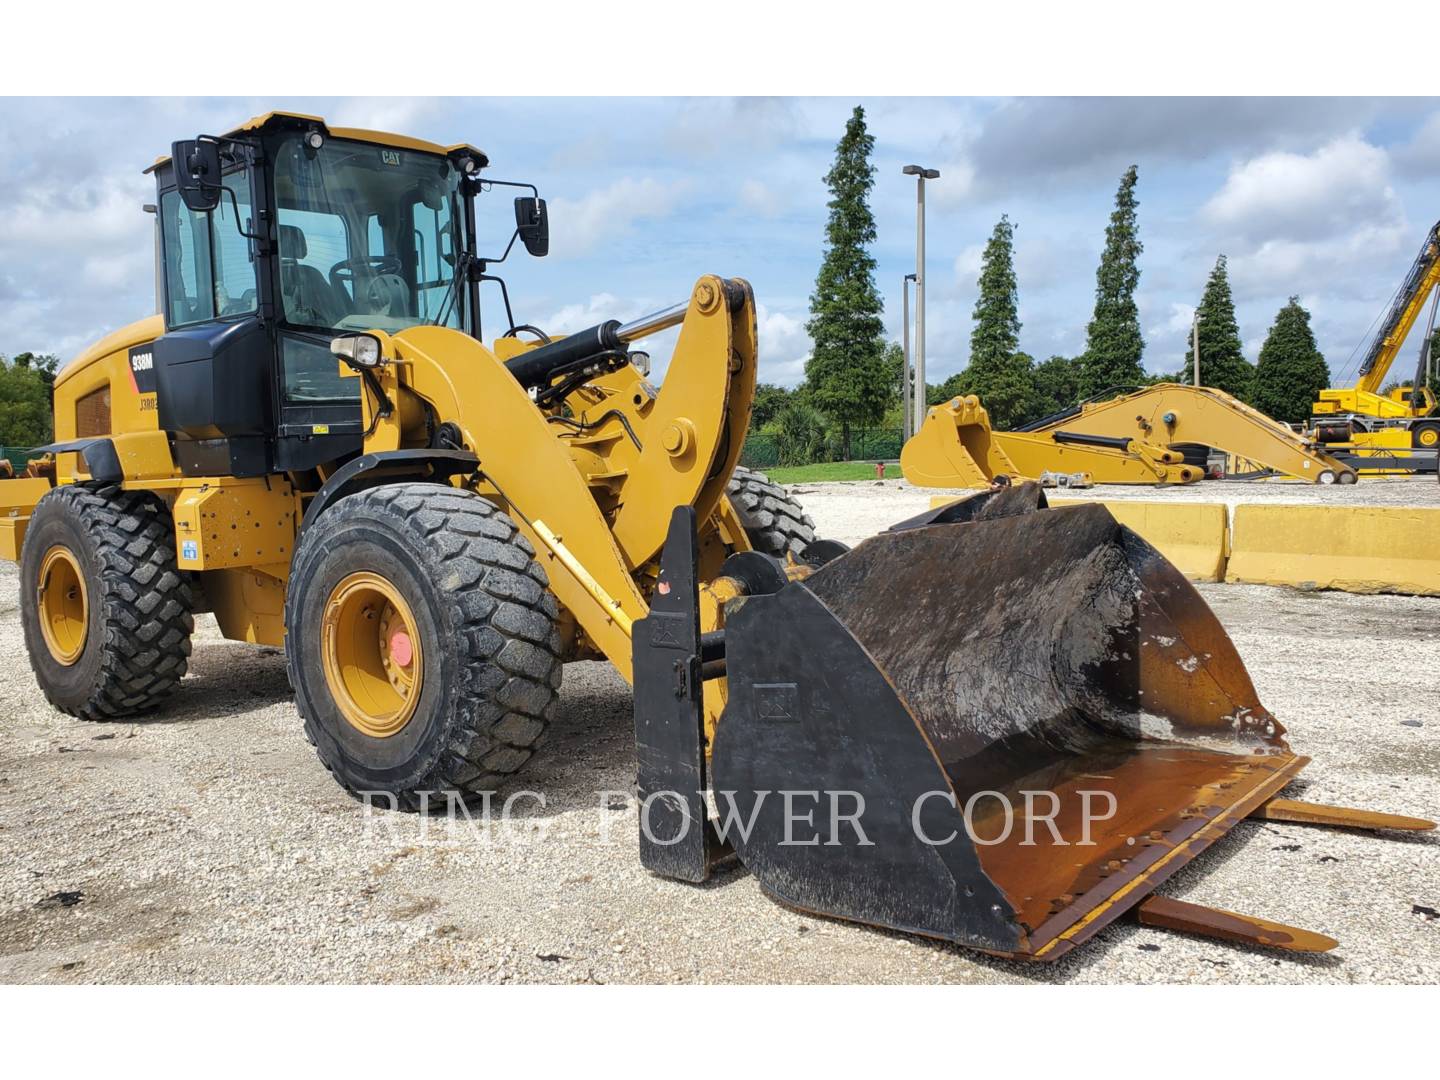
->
[147,112,546,477]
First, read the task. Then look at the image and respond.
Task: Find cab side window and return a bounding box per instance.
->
[161,190,213,326]
[412,196,458,325]
[213,176,258,317]
[160,174,258,327]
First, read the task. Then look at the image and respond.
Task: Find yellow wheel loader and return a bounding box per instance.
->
[0,113,1429,962]
[903,383,1356,488]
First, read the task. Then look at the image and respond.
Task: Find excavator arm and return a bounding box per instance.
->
[903,384,1353,487]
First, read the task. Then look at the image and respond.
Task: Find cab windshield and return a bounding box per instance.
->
[272,134,467,334]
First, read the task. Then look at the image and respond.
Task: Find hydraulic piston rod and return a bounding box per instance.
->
[505,295,703,391]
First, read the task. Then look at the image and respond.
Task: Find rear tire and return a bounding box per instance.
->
[726,466,816,558]
[285,484,562,806]
[1412,421,1440,450]
[19,483,193,718]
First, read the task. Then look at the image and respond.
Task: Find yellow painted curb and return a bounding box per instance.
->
[1052,499,1229,582]
[923,494,1440,595]
[1226,505,1440,596]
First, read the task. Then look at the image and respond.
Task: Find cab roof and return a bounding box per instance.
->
[145,111,488,173]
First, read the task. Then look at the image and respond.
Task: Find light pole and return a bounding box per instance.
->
[902,272,917,438]
[903,165,939,431]
[1191,311,1204,387]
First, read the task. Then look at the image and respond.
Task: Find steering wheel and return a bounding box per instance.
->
[329,255,404,301]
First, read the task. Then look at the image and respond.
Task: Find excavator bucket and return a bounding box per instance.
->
[697,486,1316,959]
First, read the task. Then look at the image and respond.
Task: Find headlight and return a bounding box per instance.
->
[331,334,384,367]
[629,351,651,377]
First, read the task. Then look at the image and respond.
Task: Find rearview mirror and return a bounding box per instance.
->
[173,139,223,213]
[514,196,549,257]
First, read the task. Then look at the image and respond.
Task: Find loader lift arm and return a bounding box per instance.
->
[347,275,757,681]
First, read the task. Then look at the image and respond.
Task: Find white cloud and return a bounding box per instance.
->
[1394,111,1440,177]
[1202,135,1400,245]
[924,160,976,208]
[756,304,810,386]
[546,177,689,258]
[952,243,984,282]
[1200,136,1410,301]
[326,97,441,136]
[665,97,801,160]
[738,178,783,217]
[1152,302,1197,340]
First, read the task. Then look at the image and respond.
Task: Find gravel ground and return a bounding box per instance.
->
[1,478,1436,984]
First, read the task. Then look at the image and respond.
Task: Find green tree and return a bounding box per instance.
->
[1182,255,1255,401]
[804,105,890,459]
[772,399,831,466]
[949,215,1035,429]
[1251,297,1330,424]
[1079,165,1146,397]
[0,353,58,446]
[1029,354,1084,421]
[881,340,906,408]
[750,383,792,430]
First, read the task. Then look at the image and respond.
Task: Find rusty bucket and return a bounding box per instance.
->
[709,489,1306,960]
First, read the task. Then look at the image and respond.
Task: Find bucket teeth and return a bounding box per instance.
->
[1250,797,1436,832]
[1136,895,1338,954]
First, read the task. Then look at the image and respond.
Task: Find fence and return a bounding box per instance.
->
[1,446,41,470]
[739,428,905,470]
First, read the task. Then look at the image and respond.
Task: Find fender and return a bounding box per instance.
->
[299,449,479,534]
[30,437,123,483]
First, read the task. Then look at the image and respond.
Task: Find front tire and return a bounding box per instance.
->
[285,484,562,806]
[19,483,193,718]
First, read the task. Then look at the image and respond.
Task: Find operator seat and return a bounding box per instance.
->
[279,225,346,328]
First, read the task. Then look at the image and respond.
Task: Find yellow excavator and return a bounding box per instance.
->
[1310,220,1440,473]
[903,382,1355,488]
[0,113,1430,962]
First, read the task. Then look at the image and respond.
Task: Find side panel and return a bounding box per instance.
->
[52,323,166,484]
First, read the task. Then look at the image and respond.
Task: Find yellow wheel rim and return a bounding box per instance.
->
[321,571,424,738]
[37,545,88,666]
[1418,426,1439,448]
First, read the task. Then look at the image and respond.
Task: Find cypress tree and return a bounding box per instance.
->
[1251,297,1330,424]
[804,105,890,459]
[1079,165,1146,397]
[1030,354,1084,420]
[950,215,1035,429]
[1182,255,1255,402]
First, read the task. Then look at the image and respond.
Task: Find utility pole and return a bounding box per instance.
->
[902,273,917,438]
[1192,312,1204,387]
[903,165,939,430]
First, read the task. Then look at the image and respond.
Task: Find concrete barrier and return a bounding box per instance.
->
[924,494,1440,594]
[1052,499,1230,582]
[1226,505,1440,596]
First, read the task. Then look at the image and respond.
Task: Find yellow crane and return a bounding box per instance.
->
[1312,220,1440,465]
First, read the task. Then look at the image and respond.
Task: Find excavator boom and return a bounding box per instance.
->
[903,384,1353,488]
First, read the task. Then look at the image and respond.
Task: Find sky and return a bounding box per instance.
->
[4,96,1440,391]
